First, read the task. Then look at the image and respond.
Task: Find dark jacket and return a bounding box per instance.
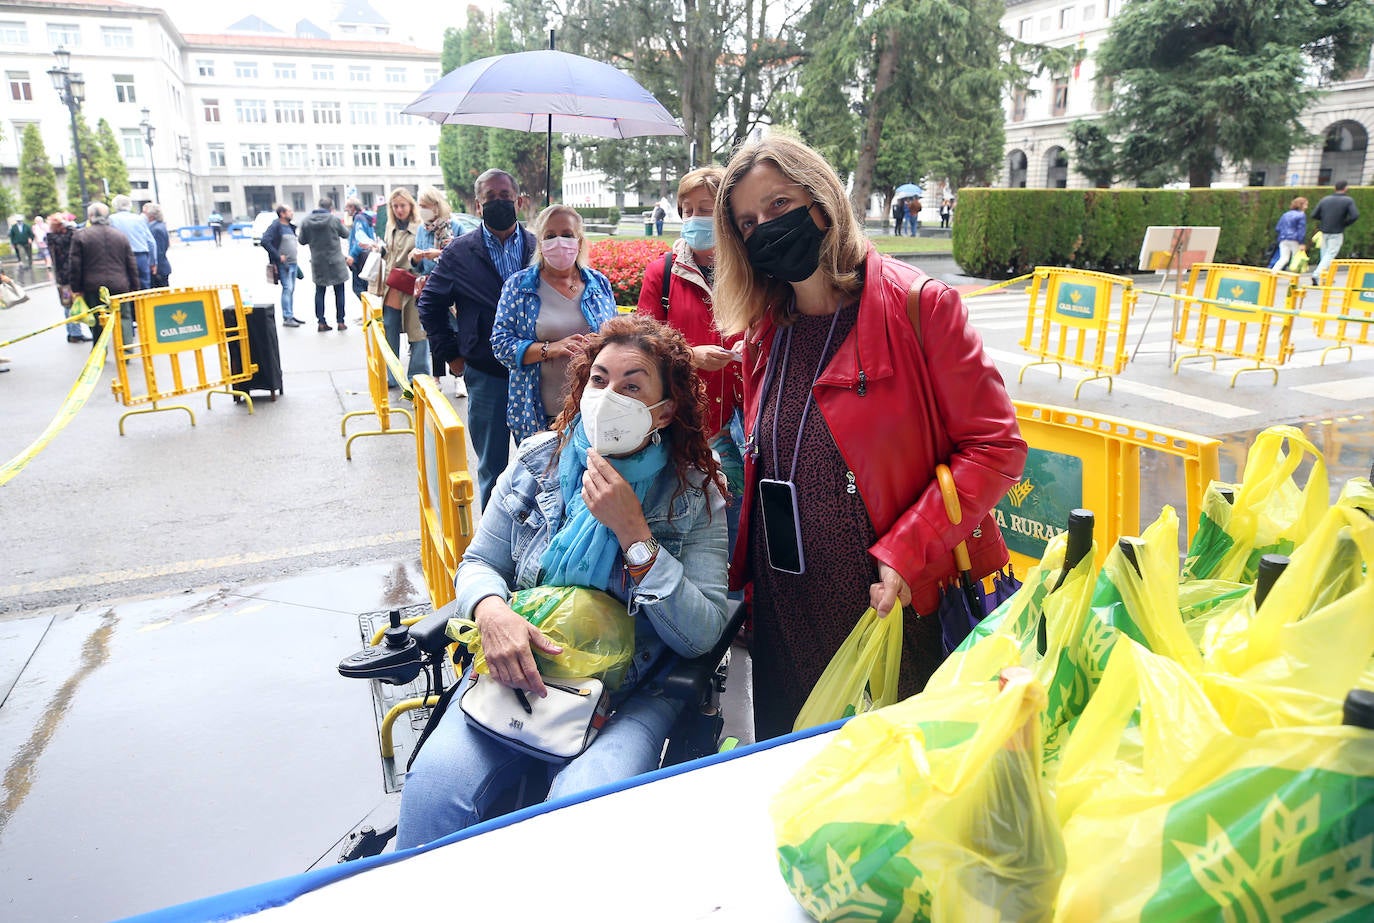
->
[260,219,297,265]
[69,222,138,299]
[417,225,534,378]
[1311,193,1359,236]
[47,227,74,286]
[149,220,172,276]
[298,209,350,287]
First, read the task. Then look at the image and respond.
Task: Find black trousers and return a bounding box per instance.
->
[315,283,346,322]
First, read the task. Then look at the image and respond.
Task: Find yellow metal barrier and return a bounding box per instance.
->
[1169,262,1295,387]
[1309,259,1374,365]
[1018,267,1137,398]
[412,374,476,610]
[342,292,415,459]
[108,285,255,434]
[998,401,1220,576]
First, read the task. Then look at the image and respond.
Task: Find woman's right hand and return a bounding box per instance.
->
[473,595,563,697]
[548,333,590,360]
[692,344,736,371]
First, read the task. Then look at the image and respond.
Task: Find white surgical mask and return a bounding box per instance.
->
[579,387,667,455]
[418,207,435,223]
[542,236,581,271]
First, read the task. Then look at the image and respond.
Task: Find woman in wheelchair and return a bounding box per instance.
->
[396,314,730,849]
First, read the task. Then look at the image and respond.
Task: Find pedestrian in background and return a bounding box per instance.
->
[33,216,48,267]
[45,214,86,343]
[905,198,920,236]
[8,215,34,268]
[1310,180,1360,283]
[940,199,953,229]
[260,205,304,327]
[891,198,905,236]
[109,195,156,290]
[653,201,666,236]
[368,188,426,375]
[299,198,351,332]
[69,202,138,354]
[1270,196,1307,272]
[344,197,375,305]
[208,210,224,247]
[143,203,172,287]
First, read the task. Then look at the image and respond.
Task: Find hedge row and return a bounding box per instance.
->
[573,206,623,224]
[951,187,1373,278]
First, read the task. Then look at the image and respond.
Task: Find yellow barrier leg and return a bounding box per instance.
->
[341,408,376,437]
[1229,364,1279,388]
[118,400,195,436]
[379,695,442,759]
[1172,352,1218,374]
[1073,373,1113,400]
[206,386,254,414]
[1320,344,1354,366]
[1018,359,1064,383]
[346,425,416,460]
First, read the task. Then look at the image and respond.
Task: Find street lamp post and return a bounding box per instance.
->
[139,106,160,202]
[47,47,88,211]
[179,134,199,225]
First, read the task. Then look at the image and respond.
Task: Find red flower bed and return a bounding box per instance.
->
[589,238,672,307]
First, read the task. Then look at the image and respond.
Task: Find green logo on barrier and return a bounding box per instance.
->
[994,448,1082,559]
[1054,282,1097,320]
[1359,270,1374,304]
[1143,767,1374,922]
[153,299,209,344]
[1215,278,1261,305]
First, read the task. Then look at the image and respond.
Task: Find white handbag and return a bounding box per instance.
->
[0,277,28,308]
[359,249,383,284]
[459,672,611,762]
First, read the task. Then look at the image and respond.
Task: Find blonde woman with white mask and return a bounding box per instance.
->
[491,205,618,444]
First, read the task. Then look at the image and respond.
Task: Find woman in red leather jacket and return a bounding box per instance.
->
[713,134,1026,739]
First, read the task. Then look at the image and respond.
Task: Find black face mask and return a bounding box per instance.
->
[481,198,518,233]
[744,204,825,282]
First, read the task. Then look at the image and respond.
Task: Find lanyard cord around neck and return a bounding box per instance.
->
[764,305,844,485]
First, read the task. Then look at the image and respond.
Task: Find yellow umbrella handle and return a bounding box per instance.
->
[935,464,974,574]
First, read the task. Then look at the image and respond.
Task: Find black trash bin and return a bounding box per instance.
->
[223,303,283,401]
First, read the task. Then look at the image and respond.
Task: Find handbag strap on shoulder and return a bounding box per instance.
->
[904,276,936,348]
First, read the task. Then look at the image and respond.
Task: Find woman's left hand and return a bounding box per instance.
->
[870,563,911,617]
[583,449,650,545]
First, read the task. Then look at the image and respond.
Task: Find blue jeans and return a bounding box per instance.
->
[314,282,346,323]
[382,306,432,385]
[134,251,152,290]
[395,677,681,849]
[463,365,512,511]
[1315,232,1344,280]
[279,264,297,320]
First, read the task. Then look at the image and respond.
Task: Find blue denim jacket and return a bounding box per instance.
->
[452,431,729,692]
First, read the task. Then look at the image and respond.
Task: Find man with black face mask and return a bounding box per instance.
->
[418,168,535,509]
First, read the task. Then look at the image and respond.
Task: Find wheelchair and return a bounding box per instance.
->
[333,597,749,862]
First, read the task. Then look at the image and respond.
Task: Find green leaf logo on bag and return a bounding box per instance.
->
[777,822,925,922]
[1143,767,1374,921]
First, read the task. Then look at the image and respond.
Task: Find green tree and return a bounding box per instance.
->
[96,118,131,197]
[66,111,104,207]
[19,124,61,216]
[0,185,16,225]
[1096,0,1374,187]
[1068,120,1116,188]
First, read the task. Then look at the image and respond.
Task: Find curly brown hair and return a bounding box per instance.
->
[553,314,724,512]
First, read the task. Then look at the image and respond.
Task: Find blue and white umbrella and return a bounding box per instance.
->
[404,50,684,140]
[894,183,923,200]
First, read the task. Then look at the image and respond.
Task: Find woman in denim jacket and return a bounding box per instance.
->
[397,315,729,848]
[492,205,618,445]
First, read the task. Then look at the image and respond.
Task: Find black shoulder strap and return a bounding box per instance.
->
[660,252,675,317]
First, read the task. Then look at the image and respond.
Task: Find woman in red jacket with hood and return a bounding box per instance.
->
[713,134,1026,739]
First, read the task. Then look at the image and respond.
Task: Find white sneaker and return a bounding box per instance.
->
[453,378,467,399]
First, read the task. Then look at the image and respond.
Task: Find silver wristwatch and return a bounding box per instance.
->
[625,537,660,567]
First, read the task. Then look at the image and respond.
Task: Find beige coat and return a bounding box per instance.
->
[369,220,422,341]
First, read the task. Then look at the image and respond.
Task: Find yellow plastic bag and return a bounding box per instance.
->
[773,669,1064,922]
[1055,638,1374,922]
[448,586,634,690]
[793,604,902,732]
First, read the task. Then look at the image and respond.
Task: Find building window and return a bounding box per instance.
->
[389,145,416,168]
[429,145,439,167]
[274,62,296,81]
[1093,77,1113,112]
[1017,18,1031,39]
[203,98,221,122]
[1083,5,1096,23]
[234,61,257,80]
[0,21,30,44]
[7,71,32,101]
[349,65,371,83]
[274,100,304,124]
[121,129,145,161]
[349,103,377,126]
[208,143,226,168]
[212,185,230,194]
[353,144,381,168]
[196,59,214,77]
[1060,7,1073,29]
[48,23,81,47]
[241,143,271,169]
[1012,88,1028,122]
[102,26,134,49]
[384,104,410,126]
[236,99,267,123]
[1052,78,1069,116]
[316,144,344,168]
[114,74,137,104]
[423,69,439,84]
[312,101,341,124]
[280,143,308,169]
[313,64,334,81]
[385,67,406,84]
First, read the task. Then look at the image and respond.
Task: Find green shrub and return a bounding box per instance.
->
[952,186,1373,278]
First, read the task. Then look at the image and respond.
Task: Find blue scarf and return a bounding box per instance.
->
[540,416,671,590]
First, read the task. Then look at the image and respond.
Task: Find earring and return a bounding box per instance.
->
[650,429,662,445]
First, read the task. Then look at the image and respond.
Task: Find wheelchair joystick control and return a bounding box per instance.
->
[383,609,412,648]
[338,609,424,685]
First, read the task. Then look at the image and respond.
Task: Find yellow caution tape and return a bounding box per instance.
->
[364,314,415,403]
[0,315,115,486]
[961,273,1034,299]
[0,309,101,349]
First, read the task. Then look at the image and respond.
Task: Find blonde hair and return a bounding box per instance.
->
[388,187,418,220]
[713,133,867,335]
[677,166,724,214]
[530,205,588,269]
[417,185,452,223]
[1291,196,1308,211]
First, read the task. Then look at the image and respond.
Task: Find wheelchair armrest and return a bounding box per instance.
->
[661,599,748,703]
[410,604,460,659]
